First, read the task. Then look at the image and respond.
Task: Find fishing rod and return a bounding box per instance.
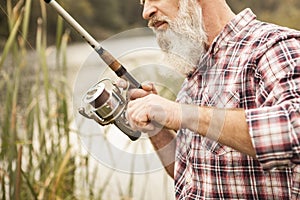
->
[44,0,142,141]
[44,0,141,88]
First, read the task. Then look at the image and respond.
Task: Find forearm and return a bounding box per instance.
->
[220,108,256,158]
[180,104,256,158]
[149,129,176,179]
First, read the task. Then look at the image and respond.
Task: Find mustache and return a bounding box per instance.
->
[148,16,171,29]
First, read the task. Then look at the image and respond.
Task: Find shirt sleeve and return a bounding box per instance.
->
[245,38,300,170]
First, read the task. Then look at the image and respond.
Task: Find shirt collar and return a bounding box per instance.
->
[210,8,257,54]
[189,8,257,78]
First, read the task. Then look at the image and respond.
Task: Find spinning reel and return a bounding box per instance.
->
[45,0,142,141]
[78,79,141,141]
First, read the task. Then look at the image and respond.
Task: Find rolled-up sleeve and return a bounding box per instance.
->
[246,38,300,170]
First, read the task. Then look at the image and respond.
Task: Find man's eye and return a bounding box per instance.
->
[140,0,145,5]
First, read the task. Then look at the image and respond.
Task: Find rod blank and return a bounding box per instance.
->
[44,0,141,88]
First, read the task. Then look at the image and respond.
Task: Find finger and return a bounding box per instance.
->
[128,89,151,100]
[136,121,155,131]
[127,101,151,127]
[141,82,158,94]
[128,117,155,132]
[141,81,153,91]
[115,78,128,89]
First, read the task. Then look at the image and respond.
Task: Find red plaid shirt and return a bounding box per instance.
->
[175,9,300,199]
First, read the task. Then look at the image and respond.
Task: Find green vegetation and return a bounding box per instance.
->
[0,0,142,199]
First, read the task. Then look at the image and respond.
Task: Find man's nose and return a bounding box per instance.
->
[142,1,157,20]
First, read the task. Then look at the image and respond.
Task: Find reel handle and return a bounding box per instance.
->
[114,117,141,141]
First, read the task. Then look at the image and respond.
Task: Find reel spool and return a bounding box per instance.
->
[79,79,141,141]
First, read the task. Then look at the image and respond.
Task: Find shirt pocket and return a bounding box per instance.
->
[200,90,240,155]
[202,89,240,108]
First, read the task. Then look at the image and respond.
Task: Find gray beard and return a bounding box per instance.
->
[152,0,207,76]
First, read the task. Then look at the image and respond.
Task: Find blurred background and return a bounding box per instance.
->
[1,0,300,49]
[1,0,300,199]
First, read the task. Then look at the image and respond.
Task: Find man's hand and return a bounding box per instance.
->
[117,79,158,99]
[117,79,181,133]
[128,81,158,100]
[127,93,181,133]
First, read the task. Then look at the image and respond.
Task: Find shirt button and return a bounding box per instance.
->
[186,176,192,185]
[215,47,219,53]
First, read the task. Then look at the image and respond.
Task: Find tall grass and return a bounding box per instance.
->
[0,0,125,199]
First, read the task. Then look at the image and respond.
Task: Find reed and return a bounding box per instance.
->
[0,0,122,199]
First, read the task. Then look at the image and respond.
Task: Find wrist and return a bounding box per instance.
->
[180,104,200,131]
[164,102,182,130]
[180,105,210,136]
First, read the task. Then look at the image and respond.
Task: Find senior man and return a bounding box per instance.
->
[127,0,300,199]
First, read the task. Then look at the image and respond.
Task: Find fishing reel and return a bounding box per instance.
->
[78,78,141,141]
